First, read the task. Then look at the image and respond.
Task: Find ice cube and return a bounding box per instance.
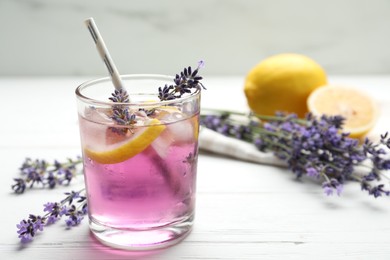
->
[167,119,194,143]
[84,107,113,124]
[151,130,174,158]
[156,109,195,144]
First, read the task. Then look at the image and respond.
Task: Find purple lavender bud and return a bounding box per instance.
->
[65,215,84,227]
[16,220,34,243]
[197,60,205,69]
[43,202,55,213]
[12,178,26,193]
[306,167,319,178]
[335,183,344,196]
[322,184,333,196]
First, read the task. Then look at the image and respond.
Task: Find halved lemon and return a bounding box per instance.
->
[84,118,166,164]
[307,85,378,139]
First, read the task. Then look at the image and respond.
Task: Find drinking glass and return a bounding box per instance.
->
[75,74,200,250]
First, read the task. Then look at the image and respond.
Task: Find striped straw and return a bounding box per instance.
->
[85,17,124,91]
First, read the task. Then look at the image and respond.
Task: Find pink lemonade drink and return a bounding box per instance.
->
[76,75,201,250]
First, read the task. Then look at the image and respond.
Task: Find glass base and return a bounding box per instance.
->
[89,215,194,251]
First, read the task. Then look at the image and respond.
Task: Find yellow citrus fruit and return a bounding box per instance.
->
[84,118,166,164]
[244,53,327,118]
[307,85,378,139]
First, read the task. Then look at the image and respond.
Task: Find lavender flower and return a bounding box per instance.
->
[44,205,63,225]
[12,178,26,193]
[16,215,45,243]
[109,88,129,103]
[16,189,87,243]
[158,61,206,101]
[108,88,136,135]
[64,205,85,227]
[200,109,390,198]
[322,178,343,196]
[306,167,320,178]
[62,190,86,205]
[12,157,82,193]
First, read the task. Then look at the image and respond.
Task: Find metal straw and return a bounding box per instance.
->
[84,17,124,91]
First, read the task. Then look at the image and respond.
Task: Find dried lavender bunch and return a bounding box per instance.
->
[200,109,390,198]
[12,157,82,194]
[158,60,206,101]
[16,189,87,243]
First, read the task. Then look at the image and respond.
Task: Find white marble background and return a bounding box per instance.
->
[1,0,390,76]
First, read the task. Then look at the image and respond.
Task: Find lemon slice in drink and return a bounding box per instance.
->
[84,118,166,164]
[307,85,378,139]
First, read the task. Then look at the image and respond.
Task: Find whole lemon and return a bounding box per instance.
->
[244,53,327,118]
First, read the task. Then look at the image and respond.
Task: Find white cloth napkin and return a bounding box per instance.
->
[198,102,390,166]
[198,127,286,166]
[366,102,390,141]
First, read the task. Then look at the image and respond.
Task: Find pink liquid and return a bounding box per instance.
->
[79,113,198,232]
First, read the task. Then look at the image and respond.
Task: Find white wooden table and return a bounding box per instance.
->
[1,76,390,260]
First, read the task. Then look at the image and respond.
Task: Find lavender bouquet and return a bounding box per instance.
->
[200,109,390,197]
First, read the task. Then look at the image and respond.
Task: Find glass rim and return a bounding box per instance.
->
[75,74,201,107]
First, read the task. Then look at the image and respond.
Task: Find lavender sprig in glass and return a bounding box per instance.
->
[12,157,82,194]
[158,60,206,101]
[16,189,87,243]
[108,88,137,135]
[200,109,390,198]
